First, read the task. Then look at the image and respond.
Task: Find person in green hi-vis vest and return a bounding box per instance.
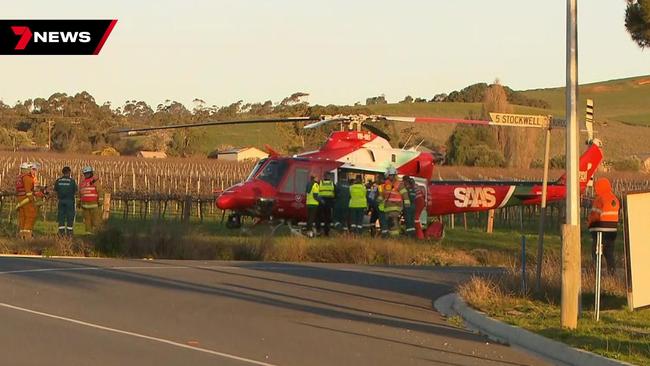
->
[318,172,335,237]
[305,175,321,237]
[349,175,368,235]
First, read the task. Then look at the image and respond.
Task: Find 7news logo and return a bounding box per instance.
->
[1,20,116,55]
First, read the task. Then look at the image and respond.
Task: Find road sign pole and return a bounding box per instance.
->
[561,0,581,330]
[595,231,603,321]
[535,123,552,292]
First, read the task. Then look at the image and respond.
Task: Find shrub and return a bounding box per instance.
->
[550,155,566,169]
[446,126,505,167]
[95,226,125,256]
[613,157,641,172]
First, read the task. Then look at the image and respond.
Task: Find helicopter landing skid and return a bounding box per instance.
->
[287,222,306,237]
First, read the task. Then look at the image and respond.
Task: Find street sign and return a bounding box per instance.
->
[551,118,567,129]
[489,113,551,128]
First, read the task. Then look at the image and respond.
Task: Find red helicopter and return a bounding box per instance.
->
[116,114,603,236]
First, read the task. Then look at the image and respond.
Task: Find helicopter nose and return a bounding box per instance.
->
[216,186,258,210]
[216,194,236,210]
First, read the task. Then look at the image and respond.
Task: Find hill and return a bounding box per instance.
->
[193,75,650,161]
[360,76,650,161]
[520,75,650,126]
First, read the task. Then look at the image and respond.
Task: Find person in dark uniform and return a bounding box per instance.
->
[403,176,417,238]
[333,174,350,232]
[53,166,77,236]
[366,179,379,236]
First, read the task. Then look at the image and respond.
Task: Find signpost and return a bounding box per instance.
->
[535,121,553,292]
[487,113,562,294]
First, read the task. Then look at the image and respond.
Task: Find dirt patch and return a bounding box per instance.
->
[637,78,650,85]
[583,84,623,93]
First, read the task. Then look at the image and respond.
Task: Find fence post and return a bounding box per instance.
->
[102,193,111,220]
[486,209,495,234]
[182,196,192,223]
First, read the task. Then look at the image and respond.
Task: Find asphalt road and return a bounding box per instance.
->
[0,257,550,366]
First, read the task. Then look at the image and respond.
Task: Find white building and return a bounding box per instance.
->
[136,151,168,159]
[210,147,268,162]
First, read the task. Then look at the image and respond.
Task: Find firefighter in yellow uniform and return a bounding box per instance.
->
[15,162,37,240]
[379,167,409,237]
[79,166,102,234]
[376,176,387,237]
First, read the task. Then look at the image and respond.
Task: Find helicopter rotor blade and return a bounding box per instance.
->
[111,116,318,135]
[382,116,492,125]
[363,124,391,141]
[303,117,349,129]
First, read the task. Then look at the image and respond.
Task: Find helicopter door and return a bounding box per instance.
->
[276,164,310,221]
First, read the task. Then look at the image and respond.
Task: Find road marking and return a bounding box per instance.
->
[0,254,104,259]
[0,266,189,275]
[0,262,360,276]
[0,302,279,366]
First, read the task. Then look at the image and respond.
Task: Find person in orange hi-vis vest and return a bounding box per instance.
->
[79,166,102,234]
[587,178,620,275]
[15,162,38,240]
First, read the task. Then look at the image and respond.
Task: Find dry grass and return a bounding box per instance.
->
[0,235,94,257]
[459,253,626,310]
[11,223,484,266]
[457,253,649,365]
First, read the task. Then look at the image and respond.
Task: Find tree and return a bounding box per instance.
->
[430,93,447,102]
[280,92,309,106]
[365,95,387,105]
[626,0,650,48]
[445,83,488,103]
[400,95,414,103]
[445,125,504,167]
[167,129,202,157]
[482,80,540,169]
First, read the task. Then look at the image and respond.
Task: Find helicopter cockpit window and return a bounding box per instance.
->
[257,160,288,187]
[246,158,268,182]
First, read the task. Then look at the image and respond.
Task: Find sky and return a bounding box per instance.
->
[1,0,648,109]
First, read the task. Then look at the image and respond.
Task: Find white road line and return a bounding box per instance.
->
[0,263,356,276]
[0,254,104,259]
[0,302,279,366]
[0,266,189,275]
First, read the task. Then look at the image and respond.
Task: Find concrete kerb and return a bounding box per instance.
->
[434,293,634,366]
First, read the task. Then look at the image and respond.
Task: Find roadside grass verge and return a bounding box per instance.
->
[0,220,511,266]
[89,221,485,265]
[458,256,650,365]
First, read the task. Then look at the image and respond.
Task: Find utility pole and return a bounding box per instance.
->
[561,0,581,329]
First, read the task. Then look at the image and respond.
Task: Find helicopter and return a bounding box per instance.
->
[114,113,603,237]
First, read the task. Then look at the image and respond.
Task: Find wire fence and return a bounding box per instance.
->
[2,151,650,233]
